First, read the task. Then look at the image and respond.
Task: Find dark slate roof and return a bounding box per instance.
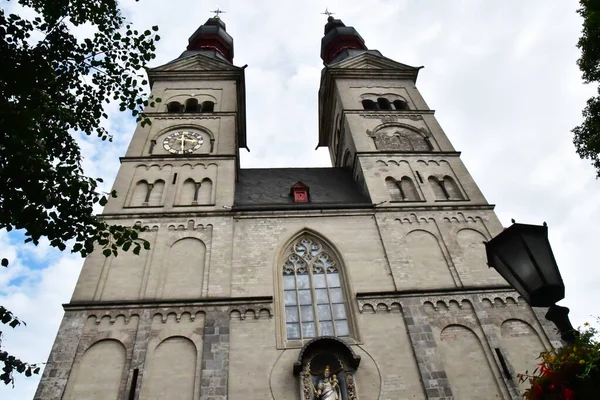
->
[234,168,372,210]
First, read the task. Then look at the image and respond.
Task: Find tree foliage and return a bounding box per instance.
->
[0,0,160,386]
[574,0,600,177]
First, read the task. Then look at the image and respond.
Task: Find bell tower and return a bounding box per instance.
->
[34,15,247,400]
[319,16,488,209]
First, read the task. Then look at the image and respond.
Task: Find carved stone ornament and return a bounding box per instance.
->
[294,337,360,400]
[367,126,431,151]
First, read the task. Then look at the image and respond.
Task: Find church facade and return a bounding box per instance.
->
[35,15,561,400]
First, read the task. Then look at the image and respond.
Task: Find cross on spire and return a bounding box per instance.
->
[210,7,226,18]
[321,7,335,17]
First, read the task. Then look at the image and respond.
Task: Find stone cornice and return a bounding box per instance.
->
[119,154,237,162]
[142,112,237,118]
[64,295,273,310]
[98,203,496,221]
[356,151,462,157]
[356,285,514,300]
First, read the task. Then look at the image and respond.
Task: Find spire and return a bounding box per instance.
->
[320,15,367,65]
[185,13,234,63]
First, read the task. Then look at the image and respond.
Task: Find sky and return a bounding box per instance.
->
[1,0,599,398]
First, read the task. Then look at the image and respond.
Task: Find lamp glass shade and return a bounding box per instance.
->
[485,223,564,307]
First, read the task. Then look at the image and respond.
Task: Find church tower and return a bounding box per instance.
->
[35,14,562,400]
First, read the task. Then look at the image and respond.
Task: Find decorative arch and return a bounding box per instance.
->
[500,319,546,389]
[367,123,431,151]
[63,339,126,400]
[140,336,197,399]
[439,324,502,399]
[162,237,206,299]
[277,231,353,343]
[403,229,456,288]
[152,124,215,143]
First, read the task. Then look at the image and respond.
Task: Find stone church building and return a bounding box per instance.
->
[35,15,561,400]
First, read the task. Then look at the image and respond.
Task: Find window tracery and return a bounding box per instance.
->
[283,237,349,341]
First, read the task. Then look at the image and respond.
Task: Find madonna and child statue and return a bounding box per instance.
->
[294,337,361,400]
[315,365,341,400]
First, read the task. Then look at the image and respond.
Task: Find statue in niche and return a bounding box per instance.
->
[294,337,361,400]
[315,366,341,400]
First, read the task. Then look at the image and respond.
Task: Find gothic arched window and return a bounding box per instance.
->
[283,237,349,341]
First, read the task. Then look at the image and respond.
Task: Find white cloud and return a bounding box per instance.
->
[2,0,599,398]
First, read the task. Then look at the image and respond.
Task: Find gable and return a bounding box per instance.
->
[330,52,421,72]
[150,53,241,73]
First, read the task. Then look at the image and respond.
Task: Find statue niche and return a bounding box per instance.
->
[367,126,431,152]
[294,337,360,400]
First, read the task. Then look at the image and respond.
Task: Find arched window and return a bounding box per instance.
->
[377,98,392,110]
[400,176,419,201]
[361,99,377,110]
[184,98,199,113]
[197,178,212,204]
[393,99,408,110]
[428,176,448,200]
[443,176,464,200]
[148,180,165,206]
[201,101,215,112]
[131,180,149,206]
[167,101,183,113]
[181,178,197,204]
[385,177,403,201]
[283,236,349,340]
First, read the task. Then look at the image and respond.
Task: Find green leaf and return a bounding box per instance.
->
[102,249,112,257]
[1,259,8,267]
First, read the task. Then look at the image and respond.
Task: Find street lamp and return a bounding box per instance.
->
[485,222,577,344]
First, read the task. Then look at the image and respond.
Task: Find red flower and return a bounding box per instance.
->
[533,385,543,397]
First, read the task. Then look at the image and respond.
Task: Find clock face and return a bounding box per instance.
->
[162,131,204,154]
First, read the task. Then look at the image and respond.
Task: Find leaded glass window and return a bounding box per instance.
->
[283,237,350,340]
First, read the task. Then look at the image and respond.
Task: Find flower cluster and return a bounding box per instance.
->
[518,322,600,399]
